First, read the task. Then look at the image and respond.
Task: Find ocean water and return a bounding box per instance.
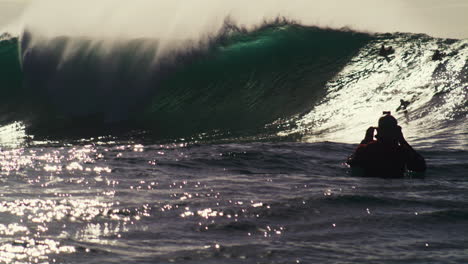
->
[0,20,467,264]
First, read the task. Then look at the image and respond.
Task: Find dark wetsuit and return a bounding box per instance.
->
[347,140,426,178]
[396,100,410,112]
[432,51,445,61]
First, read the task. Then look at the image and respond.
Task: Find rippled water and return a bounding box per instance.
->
[0,138,467,264]
[1,9,467,264]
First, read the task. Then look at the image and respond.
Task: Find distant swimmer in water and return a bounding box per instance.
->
[432,50,445,61]
[379,44,394,57]
[347,111,426,177]
[396,99,410,112]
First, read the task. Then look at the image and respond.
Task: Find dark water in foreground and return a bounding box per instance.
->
[0,139,467,264]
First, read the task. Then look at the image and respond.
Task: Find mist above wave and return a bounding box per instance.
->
[13,0,468,43]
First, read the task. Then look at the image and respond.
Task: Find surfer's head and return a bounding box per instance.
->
[376,111,399,142]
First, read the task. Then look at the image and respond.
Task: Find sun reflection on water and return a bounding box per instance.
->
[0,139,160,263]
[0,138,344,262]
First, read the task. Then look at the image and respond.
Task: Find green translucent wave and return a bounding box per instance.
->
[1,23,372,138]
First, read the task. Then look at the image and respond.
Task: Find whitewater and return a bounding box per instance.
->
[0,1,467,263]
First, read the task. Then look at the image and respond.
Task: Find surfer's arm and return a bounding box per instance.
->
[347,144,368,167]
[401,141,426,172]
[348,127,375,167]
[398,128,426,172]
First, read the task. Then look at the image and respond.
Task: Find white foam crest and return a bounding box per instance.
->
[284,36,467,148]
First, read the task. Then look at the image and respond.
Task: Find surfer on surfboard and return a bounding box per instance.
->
[379,44,394,57]
[432,50,445,61]
[396,99,410,112]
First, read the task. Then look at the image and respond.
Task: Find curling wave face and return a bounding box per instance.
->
[0,23,466,144]
[2,22,372,138]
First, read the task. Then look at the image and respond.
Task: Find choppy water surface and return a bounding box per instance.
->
[0,138,467,264]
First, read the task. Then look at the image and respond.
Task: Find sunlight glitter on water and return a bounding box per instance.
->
[0,237,75,264]
[280,38,467,146]
[0,139,203,261]
[0,198,117,263]
[0,142,152,263]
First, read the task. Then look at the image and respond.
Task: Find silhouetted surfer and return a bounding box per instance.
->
[396,99,410,112]
[379,45,394,56]
[379,44,394,62]
[347,111,426,177]
[432,50,445,61]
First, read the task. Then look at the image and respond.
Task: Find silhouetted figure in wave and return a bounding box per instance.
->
[432,50,445,61]
[347,111,426,177]
[379,44,395,62]
[379,45,394,56]
[396,99,410,112]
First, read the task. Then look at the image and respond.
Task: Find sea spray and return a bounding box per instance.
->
[16,23,371,138]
